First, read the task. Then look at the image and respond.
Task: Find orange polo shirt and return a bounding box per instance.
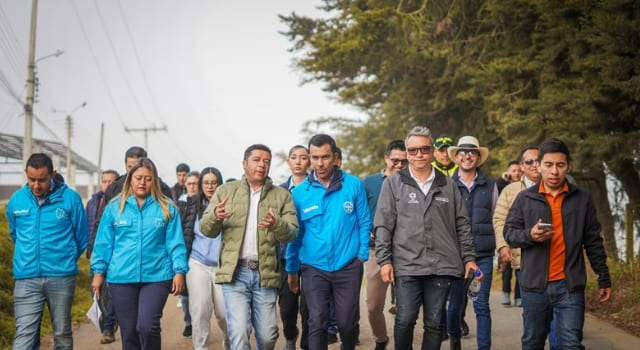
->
[539,181,569,282]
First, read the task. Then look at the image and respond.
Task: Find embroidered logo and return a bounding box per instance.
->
[55,208,68,219]
[155,218,166,228]
[13,209,29,215]
[435,196,449,203]
[343,201,354,214]
[302,205,319,214]
[408,192,419,204]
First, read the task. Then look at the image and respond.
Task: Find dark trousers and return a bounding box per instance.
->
[302,259,363,350]
[394,275,451,350]
[109,281,171,350]
[502,264,521,299]
[279,265,309,348]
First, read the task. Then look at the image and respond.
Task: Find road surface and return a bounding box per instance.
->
[56,285,639,349]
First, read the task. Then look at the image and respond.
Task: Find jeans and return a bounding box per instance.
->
[109,281,172,350]
[521,279,585,350]
[13,276,76,350]
[446,278,466,339]
[394,275,451,350]
[91,272,116,334]
[180,295,192,326]
[472,256,493,350]
[222,266,279,350]
[302,259,363,350]
[187,258,230,350]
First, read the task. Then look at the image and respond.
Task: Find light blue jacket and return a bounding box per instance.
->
[286,168,371,273]
[7,180,88,279]
[91,195,188,283]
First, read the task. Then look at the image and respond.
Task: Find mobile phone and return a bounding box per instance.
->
[539,223,553,232]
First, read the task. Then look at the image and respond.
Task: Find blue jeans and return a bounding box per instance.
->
[394,275,451,350]
[521,279,585,350]
[472,256,493,350]
[222,266,279,350]
[14,276,76,350]
[516,270,558,350]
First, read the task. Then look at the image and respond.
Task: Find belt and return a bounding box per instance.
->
[238,259,259,270]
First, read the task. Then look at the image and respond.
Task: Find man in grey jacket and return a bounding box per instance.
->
[374,126,479,350]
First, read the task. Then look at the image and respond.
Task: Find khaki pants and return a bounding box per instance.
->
[365,249,389,344]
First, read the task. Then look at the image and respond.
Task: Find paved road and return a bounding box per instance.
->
[63,286,639,349]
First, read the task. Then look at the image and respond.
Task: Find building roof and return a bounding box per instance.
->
[0,132,98,173]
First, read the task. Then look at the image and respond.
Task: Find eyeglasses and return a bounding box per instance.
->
[407,146,432,155]
[390,158,409,166]
[523,159,538,166]
[457,149,479,157]
[202,181,219,187]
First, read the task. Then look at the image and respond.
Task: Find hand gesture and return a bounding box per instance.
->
[258,208,277,229]
[215,198,232,220]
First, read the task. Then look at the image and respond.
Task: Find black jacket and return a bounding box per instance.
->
[177,194,208,257]
[504,182,611,293]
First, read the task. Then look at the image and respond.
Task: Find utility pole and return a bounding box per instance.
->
[124,125,167,150]
[23,0,38,176]
[53,102,87,188]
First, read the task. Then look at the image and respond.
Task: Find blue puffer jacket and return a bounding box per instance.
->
[91,195,188,283]
[7,180,88,279]
[286,168,371,273]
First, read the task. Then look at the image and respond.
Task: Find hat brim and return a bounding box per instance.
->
[448,146,489,167]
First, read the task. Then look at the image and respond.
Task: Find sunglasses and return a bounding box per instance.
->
[457,149,479,157]
[523,159,538,166]
[390,158,409,166]
[407,146,432,155]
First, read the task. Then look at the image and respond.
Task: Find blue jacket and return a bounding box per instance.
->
[91,195,189,283]
[286,168,371,273]
[7,180,88,280]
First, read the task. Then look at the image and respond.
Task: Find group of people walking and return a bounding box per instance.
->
[7,126,612,350]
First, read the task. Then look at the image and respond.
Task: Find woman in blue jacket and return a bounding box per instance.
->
[91,158,188,350]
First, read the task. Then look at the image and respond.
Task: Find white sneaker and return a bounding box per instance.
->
[501,292,511,305]
[176,299,182,308]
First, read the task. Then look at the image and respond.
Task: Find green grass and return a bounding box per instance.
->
[0,205,92,349]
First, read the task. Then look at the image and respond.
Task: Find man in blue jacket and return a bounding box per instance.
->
[7,153,88,350]
[286,134,371,350]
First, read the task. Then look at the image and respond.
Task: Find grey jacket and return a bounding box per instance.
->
[375,167,475,278]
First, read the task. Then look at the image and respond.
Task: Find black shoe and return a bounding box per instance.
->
[374,339,388,350]
[327,333,338,344]
[461,320,469,337]
[182,325,192,339]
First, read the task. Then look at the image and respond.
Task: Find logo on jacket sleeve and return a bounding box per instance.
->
[408,192,419,204]
[343,201,354,214]
[56,208,68,219]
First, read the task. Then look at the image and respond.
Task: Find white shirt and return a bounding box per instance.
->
[239,186,262,260]
[409,167,436,195]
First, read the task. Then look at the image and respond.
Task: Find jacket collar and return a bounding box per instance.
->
[308,166,344,194]
[398,166,447,190]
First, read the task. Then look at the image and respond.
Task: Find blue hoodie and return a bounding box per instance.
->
[286,168,370,273]
[91,195,188,283]
[7,180,88,279]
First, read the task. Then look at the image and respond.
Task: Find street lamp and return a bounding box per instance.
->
[52,101,87,188]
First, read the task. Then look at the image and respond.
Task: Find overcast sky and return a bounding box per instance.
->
[0,0,363,186]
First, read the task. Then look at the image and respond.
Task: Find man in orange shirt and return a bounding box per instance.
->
[504,138,612,349]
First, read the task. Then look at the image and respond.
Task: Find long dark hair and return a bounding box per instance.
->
[195,166,224,218]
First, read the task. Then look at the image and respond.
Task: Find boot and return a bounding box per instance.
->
[450,337,461,350]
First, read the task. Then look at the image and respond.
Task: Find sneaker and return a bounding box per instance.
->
[176,299,182,308]
[515,298,522,307]
[327,332,338,344]
[501,292,511,305]
[182,325,192,339]
[374,339,388,350]
[283,338,296,350]
[461,320,470,337]
[388,305,396,315]
[100,332,115,344]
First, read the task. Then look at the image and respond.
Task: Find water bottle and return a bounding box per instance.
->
[467,269,482,301]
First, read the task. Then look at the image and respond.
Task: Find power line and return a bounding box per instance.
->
[69,0,128,129]
[92,0,151,125]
